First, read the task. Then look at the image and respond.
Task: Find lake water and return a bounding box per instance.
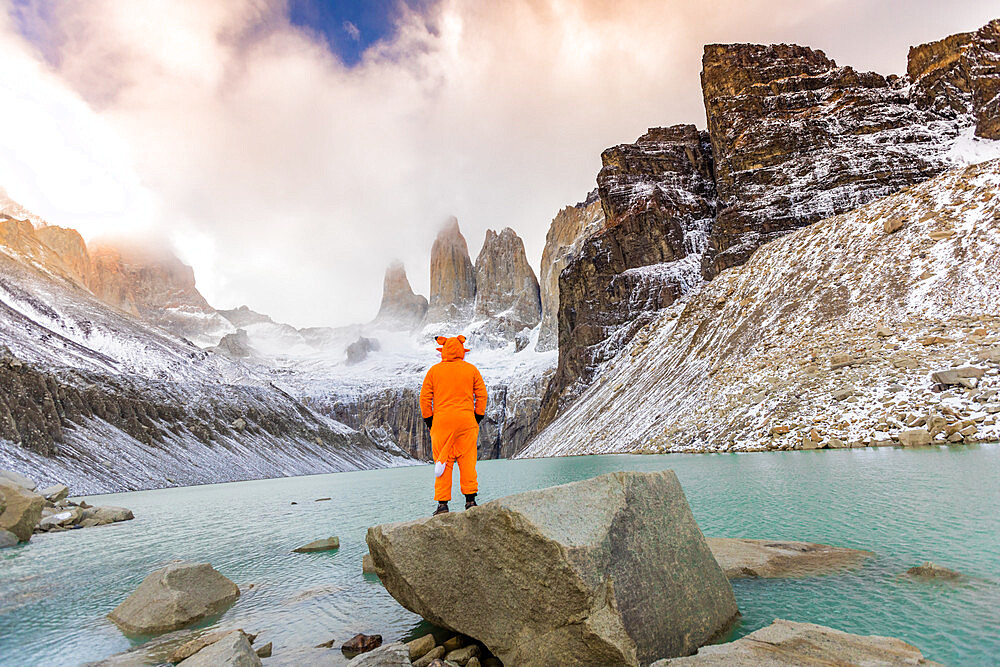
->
[2,444,999,666]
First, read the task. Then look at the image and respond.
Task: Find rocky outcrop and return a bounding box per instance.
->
[653,619,941,665]
[700,42,962,279]
[470,228,541,345]
[536,191,604,352]
[345,337,380,365]
[373,262,428,330]
[538,125,715,429]
[905,562,963,580]
[107,562,241,635]
[0,481,44,541]
[34,226,91,286]
[425,217,476,325]
[706,538,873,578]
[177,630,261,667]
[367,471,738,666]
[909,20,1000,139]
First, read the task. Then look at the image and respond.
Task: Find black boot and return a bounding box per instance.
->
[464,493,477,510]
[433,501,449,516]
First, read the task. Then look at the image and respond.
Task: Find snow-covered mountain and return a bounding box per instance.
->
[520,159,1000,458]
[0,216,408,493]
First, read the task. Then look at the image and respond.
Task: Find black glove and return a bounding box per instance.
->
[423,416,433,430]
[475,412,484,424]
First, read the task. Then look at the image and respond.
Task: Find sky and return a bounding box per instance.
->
[0,0,998,328]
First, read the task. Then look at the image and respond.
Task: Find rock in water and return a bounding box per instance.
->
[367,471,738,666]
[471,228,541,344]
[177,630,261,666]
[706,538,872,578]
[347,642,410,666]
[905,562,963,580]
[342,633,382,655]
[373,261,428,330]
[652,619,941,665]
[425,217,476,324]
[0,529,18,548]
[107,562,241,635]
[0,481,44,541]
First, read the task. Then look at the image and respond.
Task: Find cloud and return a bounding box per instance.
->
[343,20,360,42]
[1,0,998,327]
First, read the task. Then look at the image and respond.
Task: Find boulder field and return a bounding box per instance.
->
[367,470,739,666]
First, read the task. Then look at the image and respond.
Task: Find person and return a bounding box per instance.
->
[420,335,487,516]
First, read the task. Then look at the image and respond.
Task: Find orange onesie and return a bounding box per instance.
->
[420,335,488,502]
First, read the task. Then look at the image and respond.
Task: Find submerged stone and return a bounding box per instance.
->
[293,536,340,553]
[367,470,738,666]
[706,538,873,578]
[107,562,241,635]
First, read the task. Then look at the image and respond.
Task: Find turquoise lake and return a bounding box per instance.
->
[2,444,999,666]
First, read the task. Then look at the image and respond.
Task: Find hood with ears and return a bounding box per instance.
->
[436,335,470,361]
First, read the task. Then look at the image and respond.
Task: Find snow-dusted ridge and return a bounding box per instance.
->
[520,159,1000,458]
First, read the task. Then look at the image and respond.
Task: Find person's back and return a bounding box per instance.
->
[420,335,487,515]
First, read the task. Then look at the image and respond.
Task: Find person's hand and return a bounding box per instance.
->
[423,416,433,430]
[475,412,484,424]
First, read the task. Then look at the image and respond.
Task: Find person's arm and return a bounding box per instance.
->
[473,369,487,423]
[420,367,434,430]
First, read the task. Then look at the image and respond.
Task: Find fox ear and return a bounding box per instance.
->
[457,335,466,343]
[435,336,447,344]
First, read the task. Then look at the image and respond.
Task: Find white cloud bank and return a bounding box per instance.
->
[1,0,997,327]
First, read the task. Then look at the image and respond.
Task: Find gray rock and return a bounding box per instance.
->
[445,644,480,665]
[362,553,377,574]
[255,642,272,658]
[831,386,856,401]
[348,642,410,666]
[0,468,36,491]
[177,630,261,666]
[0,481,44,541]
[0,528,18,548]
[706,538,872,578]
[38,507,83,531]
[79,506,134,527]
[931,366,987,386]
[39,483,69,502]
[293,537,340,553]
[107,562,241,635]
[898,428,932,446]
[651,619,941,665]
[367,471,738,666]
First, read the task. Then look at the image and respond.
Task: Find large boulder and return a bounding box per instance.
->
[79,506,134,527]
[177,630,261,666]
[367,471,738,666]
[107,562,241,635]
[0,480,44,541]
[652,619,941,665]
[39,483,69,502]
[706,538,873,578]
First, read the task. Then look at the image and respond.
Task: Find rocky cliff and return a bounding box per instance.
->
[699,42,961,279]
[470,227,541,347]
[535,191,604,352]
[521,159,1000,458]
[425,217,476,325]
[537,125,716,429]
[909,19,1000,139]
[373,261,428,330]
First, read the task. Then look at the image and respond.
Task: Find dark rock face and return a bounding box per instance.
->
[470,228,541,346]
[425,218,476,325]
[321,370,550,461]
[536,191,604,352]
[373,262,428,330]
[345,337,380,365]
[213,329,252,358]
[538,125,716,429]
[699,42,959,279]
[909,19,1000,139]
